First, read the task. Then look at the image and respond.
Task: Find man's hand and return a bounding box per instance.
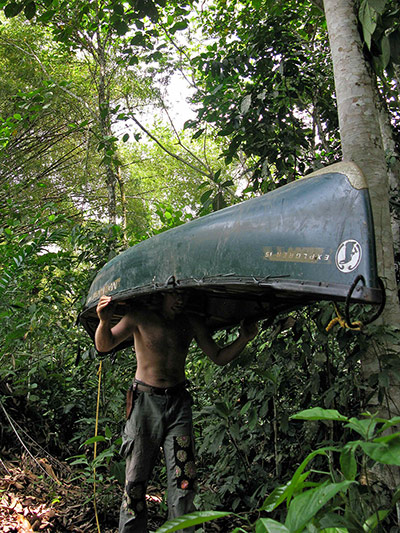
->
[240,319,258,342]
[96,295,116,322]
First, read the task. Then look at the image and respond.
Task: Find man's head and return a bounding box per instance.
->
[162,290,188,318]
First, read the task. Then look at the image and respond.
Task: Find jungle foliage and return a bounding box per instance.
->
[1,0,400,531]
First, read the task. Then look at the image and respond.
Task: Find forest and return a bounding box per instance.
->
[1,0,400,531]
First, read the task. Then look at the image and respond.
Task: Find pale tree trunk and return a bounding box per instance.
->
[376,95,400,272]
[323,0,400,490]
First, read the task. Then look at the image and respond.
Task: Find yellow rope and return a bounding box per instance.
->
[93,360,102,533]
[326,303,363,332]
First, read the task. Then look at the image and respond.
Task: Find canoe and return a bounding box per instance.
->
[79,162,384,352]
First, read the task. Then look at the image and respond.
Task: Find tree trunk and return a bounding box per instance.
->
[323,0,398,321]
[376,94,400,280]
[97,28,117,226]
[323,0,400,491]
[117,166,128,246]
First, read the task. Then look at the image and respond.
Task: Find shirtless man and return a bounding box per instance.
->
[95,291,258,533]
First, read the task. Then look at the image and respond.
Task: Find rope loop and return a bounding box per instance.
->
[326,275,386,333]
[326,302,363,332]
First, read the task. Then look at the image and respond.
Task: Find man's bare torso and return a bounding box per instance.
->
[131,307,194,387]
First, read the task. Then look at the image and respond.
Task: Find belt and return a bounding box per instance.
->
[134,379,187,395]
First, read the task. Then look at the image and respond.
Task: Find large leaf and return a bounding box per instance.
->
[284,447,338,505]
[154,511,231,533]
[367,0,387,14]
[291,408,348,422]
[359,0,377,50]
[285,481,354,532]
[255,518,290,533]
[345,417,377,440]
[340,446,358,481]
[261,482,291,512]
[360,435,400,465]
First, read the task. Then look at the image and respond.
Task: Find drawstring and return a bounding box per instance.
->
[93,360,102,533]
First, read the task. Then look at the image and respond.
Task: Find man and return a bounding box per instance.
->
[95,290,258,533]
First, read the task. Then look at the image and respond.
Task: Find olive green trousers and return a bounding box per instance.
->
[119,384,196,533]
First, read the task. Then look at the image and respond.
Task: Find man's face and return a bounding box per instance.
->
[163,291,187,316]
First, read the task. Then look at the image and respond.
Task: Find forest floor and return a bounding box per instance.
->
[0,452,166,532]
[0,452,234,532]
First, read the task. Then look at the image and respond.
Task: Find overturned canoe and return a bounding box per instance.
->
[79,162,383,351]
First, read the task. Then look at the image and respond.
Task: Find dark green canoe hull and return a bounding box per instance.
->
[79,162,383,350]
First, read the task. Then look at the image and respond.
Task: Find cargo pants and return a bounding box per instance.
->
[119,381,196,533]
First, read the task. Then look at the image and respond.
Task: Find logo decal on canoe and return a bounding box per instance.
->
[335,240,362,273]
[263,247,331,264]
[90,277,121,302]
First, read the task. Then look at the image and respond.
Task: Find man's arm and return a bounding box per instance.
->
[95,295,136,352]
[190,316,258,366]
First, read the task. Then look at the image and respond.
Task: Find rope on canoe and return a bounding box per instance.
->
[326,302,363,332]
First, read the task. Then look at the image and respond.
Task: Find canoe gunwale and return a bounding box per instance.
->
[79,274,383,353]
[78,275,383,354]
[82,273,382,314]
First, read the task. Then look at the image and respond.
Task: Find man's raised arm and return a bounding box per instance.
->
[190,316,258,366]
[95,295,136,352]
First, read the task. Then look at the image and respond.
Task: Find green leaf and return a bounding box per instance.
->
[93,448,115,464]
[359,0,377,49]
[4,1,23,17]
[392,487,400,505]
[255,518,289,533]
[380,34,391,68]
[285,481,354,532]
[360,436,400,465]
[373,431,400,443]
[290,408,348,422]
[114,20,129,36]
[24,1,36,19]
[379,416,400,433]
[82,435,107,446]
[192,128,205,140]
[318,527,349,533]
[200,189,213,205]
[240,94,252,114]
[122,133,129,142]
[260,483,291,511]
[345,417,377,439]
[340,447,358,480]
[170,20,188,33]
[68,457,88,466]
[362,509,391,531]
[284,447,338,504]
[389,30,400,63]
[240,401,252,415]
[367,0,387,14]
[214,401,230,419]
[154,511,231,533]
